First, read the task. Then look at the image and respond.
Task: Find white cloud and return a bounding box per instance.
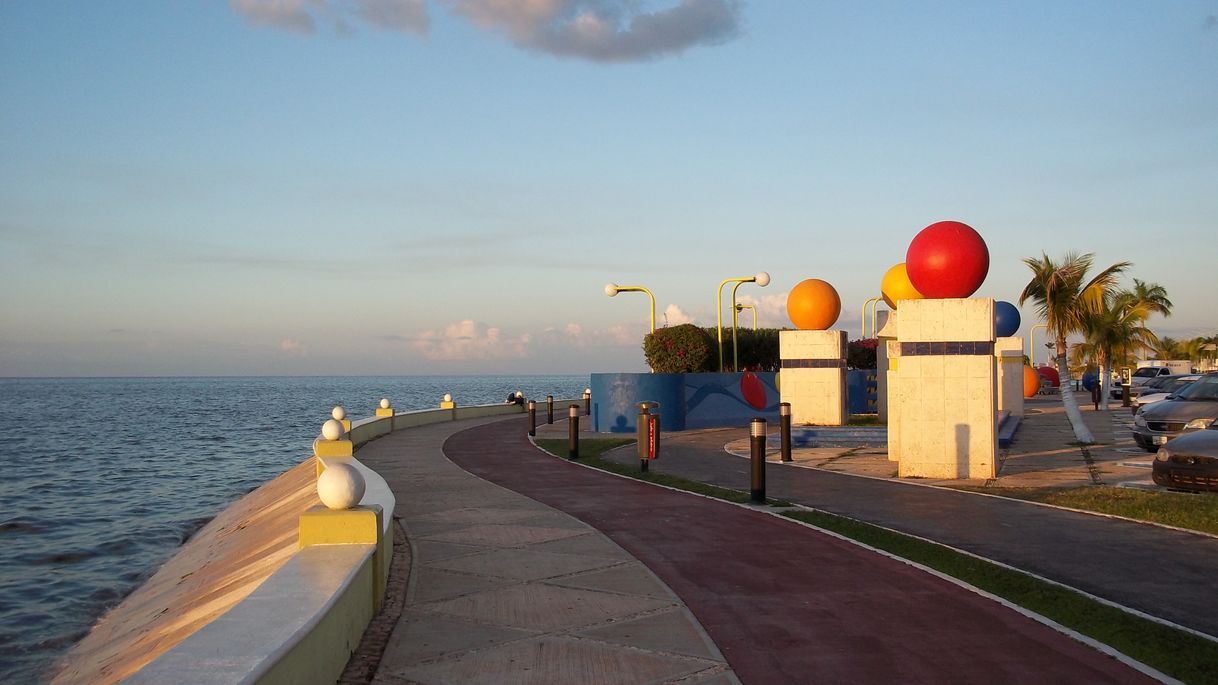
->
[736,292,790,328]
[447,0,742,61]
[230,0,428,35]
[411,319,531,360]
[279,338,308,356]
[662,303,693,326]
[230,0,741,60]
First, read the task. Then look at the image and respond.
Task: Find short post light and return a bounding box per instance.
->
[779,402,792,463]
[583,387,592,416]
[375,398,394,418]
[332,405,351,434]
[717,272,770,372]
[568,405,580,459]
[750,418,767,503]
[527,400,537,437]
[314,417,353,477]
[546,395,554,424]
[604,283,656,333]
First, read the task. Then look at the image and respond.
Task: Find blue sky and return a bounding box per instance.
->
[2,1,1216,376]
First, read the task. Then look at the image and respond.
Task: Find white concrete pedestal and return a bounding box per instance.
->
[779,330,847,426]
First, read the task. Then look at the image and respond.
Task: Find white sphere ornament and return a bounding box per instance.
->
[755,271,771,287]
[331,406,346,421]
[380,398,390,409]
[604,283,619,297]
[317,463,366,510]
[321,419,345,441]
[443,393,452,402]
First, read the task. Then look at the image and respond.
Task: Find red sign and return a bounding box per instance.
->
[648,416,658,460]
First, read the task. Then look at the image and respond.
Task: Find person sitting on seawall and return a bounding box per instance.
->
[505,391,525,406]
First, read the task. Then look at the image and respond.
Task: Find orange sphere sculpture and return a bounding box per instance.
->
[880,263,925,309]
[786,279,841,330]
[1023,366,1041,398]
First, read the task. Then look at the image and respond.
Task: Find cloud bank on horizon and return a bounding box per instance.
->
[229,0,743,61]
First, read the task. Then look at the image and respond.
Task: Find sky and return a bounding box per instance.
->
[1,1,1216,377]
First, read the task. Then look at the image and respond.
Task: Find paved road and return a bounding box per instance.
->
[445,417,1159,684]
[610,425,1218,640]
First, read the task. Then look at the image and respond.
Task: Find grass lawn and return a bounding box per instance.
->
[534,437,1218,684]
[952,485,1218,536]
[533,438,792,507]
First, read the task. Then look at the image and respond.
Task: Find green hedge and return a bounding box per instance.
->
[642,325,782,373]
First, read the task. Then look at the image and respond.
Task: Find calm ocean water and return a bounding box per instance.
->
[0,375,588,684]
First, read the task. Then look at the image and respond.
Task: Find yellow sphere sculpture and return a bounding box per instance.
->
[786,279,841,330]
[880,263,925,309]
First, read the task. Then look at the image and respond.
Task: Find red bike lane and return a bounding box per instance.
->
[443,418,1157,684]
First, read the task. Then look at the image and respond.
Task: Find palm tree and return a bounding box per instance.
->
[1074,297,1160,408]
[1020,253,1129,443]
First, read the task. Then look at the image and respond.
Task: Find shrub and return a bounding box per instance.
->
[848,338,879,369]
[644,324,715,373]
[728,327,781,371]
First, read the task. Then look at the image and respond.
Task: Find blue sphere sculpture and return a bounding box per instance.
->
[1081,370,1099,392]
[995,300,1021,338]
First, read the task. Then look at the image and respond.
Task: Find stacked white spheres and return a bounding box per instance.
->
[331,405,346,421]
[443,393,452,402]
[321,419,345,441]
[380,398,390,409]
[317,463,366,510]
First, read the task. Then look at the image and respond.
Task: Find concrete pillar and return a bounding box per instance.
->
[890,299,997,479]
[876,310,895,423]
[779,330,847,426]
[995,337,1025,417]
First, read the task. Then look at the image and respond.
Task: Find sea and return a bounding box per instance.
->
[0,375,589,684]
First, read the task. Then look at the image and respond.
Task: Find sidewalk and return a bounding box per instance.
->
[445,417,1159,683]
[354,417,737,685]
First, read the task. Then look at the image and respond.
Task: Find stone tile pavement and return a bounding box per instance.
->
[355,418,737,685]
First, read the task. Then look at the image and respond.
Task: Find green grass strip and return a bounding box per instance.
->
[534,438,791,507]
[952,485,1218,536]
[782,509,1218,685]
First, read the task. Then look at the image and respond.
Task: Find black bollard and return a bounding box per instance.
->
[750,418,767,503]
[527,401,536,437]
[568,405,579,459]
[547,395,554,424]
[1122,384,1131,408]
[780,402,792,463]
[583,389,591,417]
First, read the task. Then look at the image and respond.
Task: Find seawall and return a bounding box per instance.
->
[50,399,577,684]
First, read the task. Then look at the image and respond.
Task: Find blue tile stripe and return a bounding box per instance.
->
[899,341,995,356]
[781,359,847,368]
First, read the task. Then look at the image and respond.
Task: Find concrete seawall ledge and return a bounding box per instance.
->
[53,400,568,685]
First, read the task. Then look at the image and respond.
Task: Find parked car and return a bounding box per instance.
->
[1131,375,1202,414]
[1133,373,1218,451]
[1153,424,1218,492]
[1111,366,1176,399]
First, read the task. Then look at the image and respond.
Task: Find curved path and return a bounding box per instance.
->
[623,426,1218,639]
[444,417,1157,684]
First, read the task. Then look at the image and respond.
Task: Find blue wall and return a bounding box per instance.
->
[846,370,878,415]
[591,372,780,433]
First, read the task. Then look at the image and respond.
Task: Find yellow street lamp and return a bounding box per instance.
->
[861,296,882,338]
[717,272,769,372]
[1029,323,1050,367]
[604,283,656,333]
[735,303,757,330]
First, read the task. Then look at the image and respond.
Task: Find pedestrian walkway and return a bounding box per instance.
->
[441,417,1159,683]
[355,417,737,685]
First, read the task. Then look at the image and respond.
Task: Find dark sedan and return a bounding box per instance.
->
[1133,372,1218,451]
[1153,424,1218,492]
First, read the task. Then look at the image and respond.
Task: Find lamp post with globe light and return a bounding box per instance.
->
[604,283,656,333]
[716,272,769,372]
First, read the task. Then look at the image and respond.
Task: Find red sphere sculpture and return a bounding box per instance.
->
[905,221,989,298]
[1037,365,1060,388]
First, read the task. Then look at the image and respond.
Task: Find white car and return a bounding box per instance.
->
[1132,375,1202,414]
